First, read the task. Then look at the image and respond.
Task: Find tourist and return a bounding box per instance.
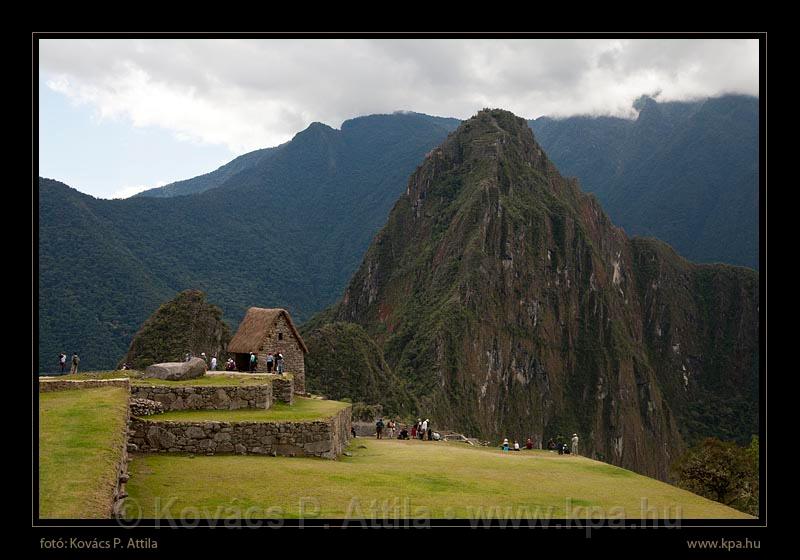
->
[410,423,417,439]
[399,427,409,440]
[210,355,217,371]
[70,353,80,375]
[376,418,384,439]
[351,426,357,438]
[513,440,520,451]
[266,353,274,373]
[276,353,285,375]
[571,433,579,456]
[421,418,429,440]
[200,352,208,366]
[547,438,556,450]
[526,437,533,450]
[387,419,395,438]
[426,420,432,442]
[58,352,66,374]
[249,352,257,372]
[226,358,236,371]
[502,438,510,452]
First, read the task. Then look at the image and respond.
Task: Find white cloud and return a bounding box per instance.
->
[39,38,759,154]
[109,180,166,200]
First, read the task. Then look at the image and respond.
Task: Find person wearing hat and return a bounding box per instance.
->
[571,433,579,456]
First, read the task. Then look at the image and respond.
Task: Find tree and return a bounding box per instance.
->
[672,437,759,515]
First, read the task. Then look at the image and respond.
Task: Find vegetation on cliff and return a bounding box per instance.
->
[120,289,230,369]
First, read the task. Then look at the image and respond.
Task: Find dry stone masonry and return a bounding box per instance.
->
[129,405,351,459]
[131,384,272,411]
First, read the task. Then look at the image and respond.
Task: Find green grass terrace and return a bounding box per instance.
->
[43,370,291,386]
[126,438,752,520]
[138,396,349,422]
[39,386,129,518]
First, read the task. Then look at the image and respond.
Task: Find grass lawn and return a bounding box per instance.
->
[139,397,350,422]
[39,386,129,518]
[42,370,288,386]
[125,438,752,520]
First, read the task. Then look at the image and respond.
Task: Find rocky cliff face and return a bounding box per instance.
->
[121,289,231,370]
[308,109,759,481]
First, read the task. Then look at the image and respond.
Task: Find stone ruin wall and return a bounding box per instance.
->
[130,384,272,411]
[253,314,306,393]
[129,405,351,459]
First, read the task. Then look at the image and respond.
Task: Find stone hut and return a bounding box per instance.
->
[228,308,308,392]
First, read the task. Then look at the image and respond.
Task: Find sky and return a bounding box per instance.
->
[38,37,759,199]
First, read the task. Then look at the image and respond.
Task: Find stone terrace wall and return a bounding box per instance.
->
[130,384,272,412]
[272,377,294,404]
[130,405,351,459]
[38,378,130,392]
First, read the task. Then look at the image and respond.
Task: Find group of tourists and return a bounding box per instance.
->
[247,351,284,373]
[501,434,580,455]
[371,418,440,441]
[57,352,80,374]
[411,418,437,441]
[501,438,537,452]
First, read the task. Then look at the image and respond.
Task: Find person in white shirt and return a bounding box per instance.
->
[571,433,579,455]
[210,355,217,371]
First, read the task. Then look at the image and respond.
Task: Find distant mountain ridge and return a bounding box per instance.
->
[136,97,759,270]
[38,97,758,374]
[530,94,759,269]
[38,112,460,371]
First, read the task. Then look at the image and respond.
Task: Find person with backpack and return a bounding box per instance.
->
[58,352,66,374]
[376,418,385,439]
[266,353,274,373]
[70,353,80,375]
[249,352,257,372]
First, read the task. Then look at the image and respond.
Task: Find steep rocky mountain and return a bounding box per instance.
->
[307,109,759,481]
[38,112,460,372]
[530,95,759,269]
[120,289,231,370]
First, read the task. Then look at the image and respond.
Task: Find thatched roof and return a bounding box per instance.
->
[228,308,308,354]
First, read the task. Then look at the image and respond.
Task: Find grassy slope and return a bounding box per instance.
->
[39,387,129,518]
[140,397,349,422]
[126,438,750,519]
[43,370,288,386]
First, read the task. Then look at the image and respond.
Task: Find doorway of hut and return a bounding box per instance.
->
[233,353,253,372]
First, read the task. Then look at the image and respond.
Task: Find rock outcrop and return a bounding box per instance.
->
[144,357,207,381]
